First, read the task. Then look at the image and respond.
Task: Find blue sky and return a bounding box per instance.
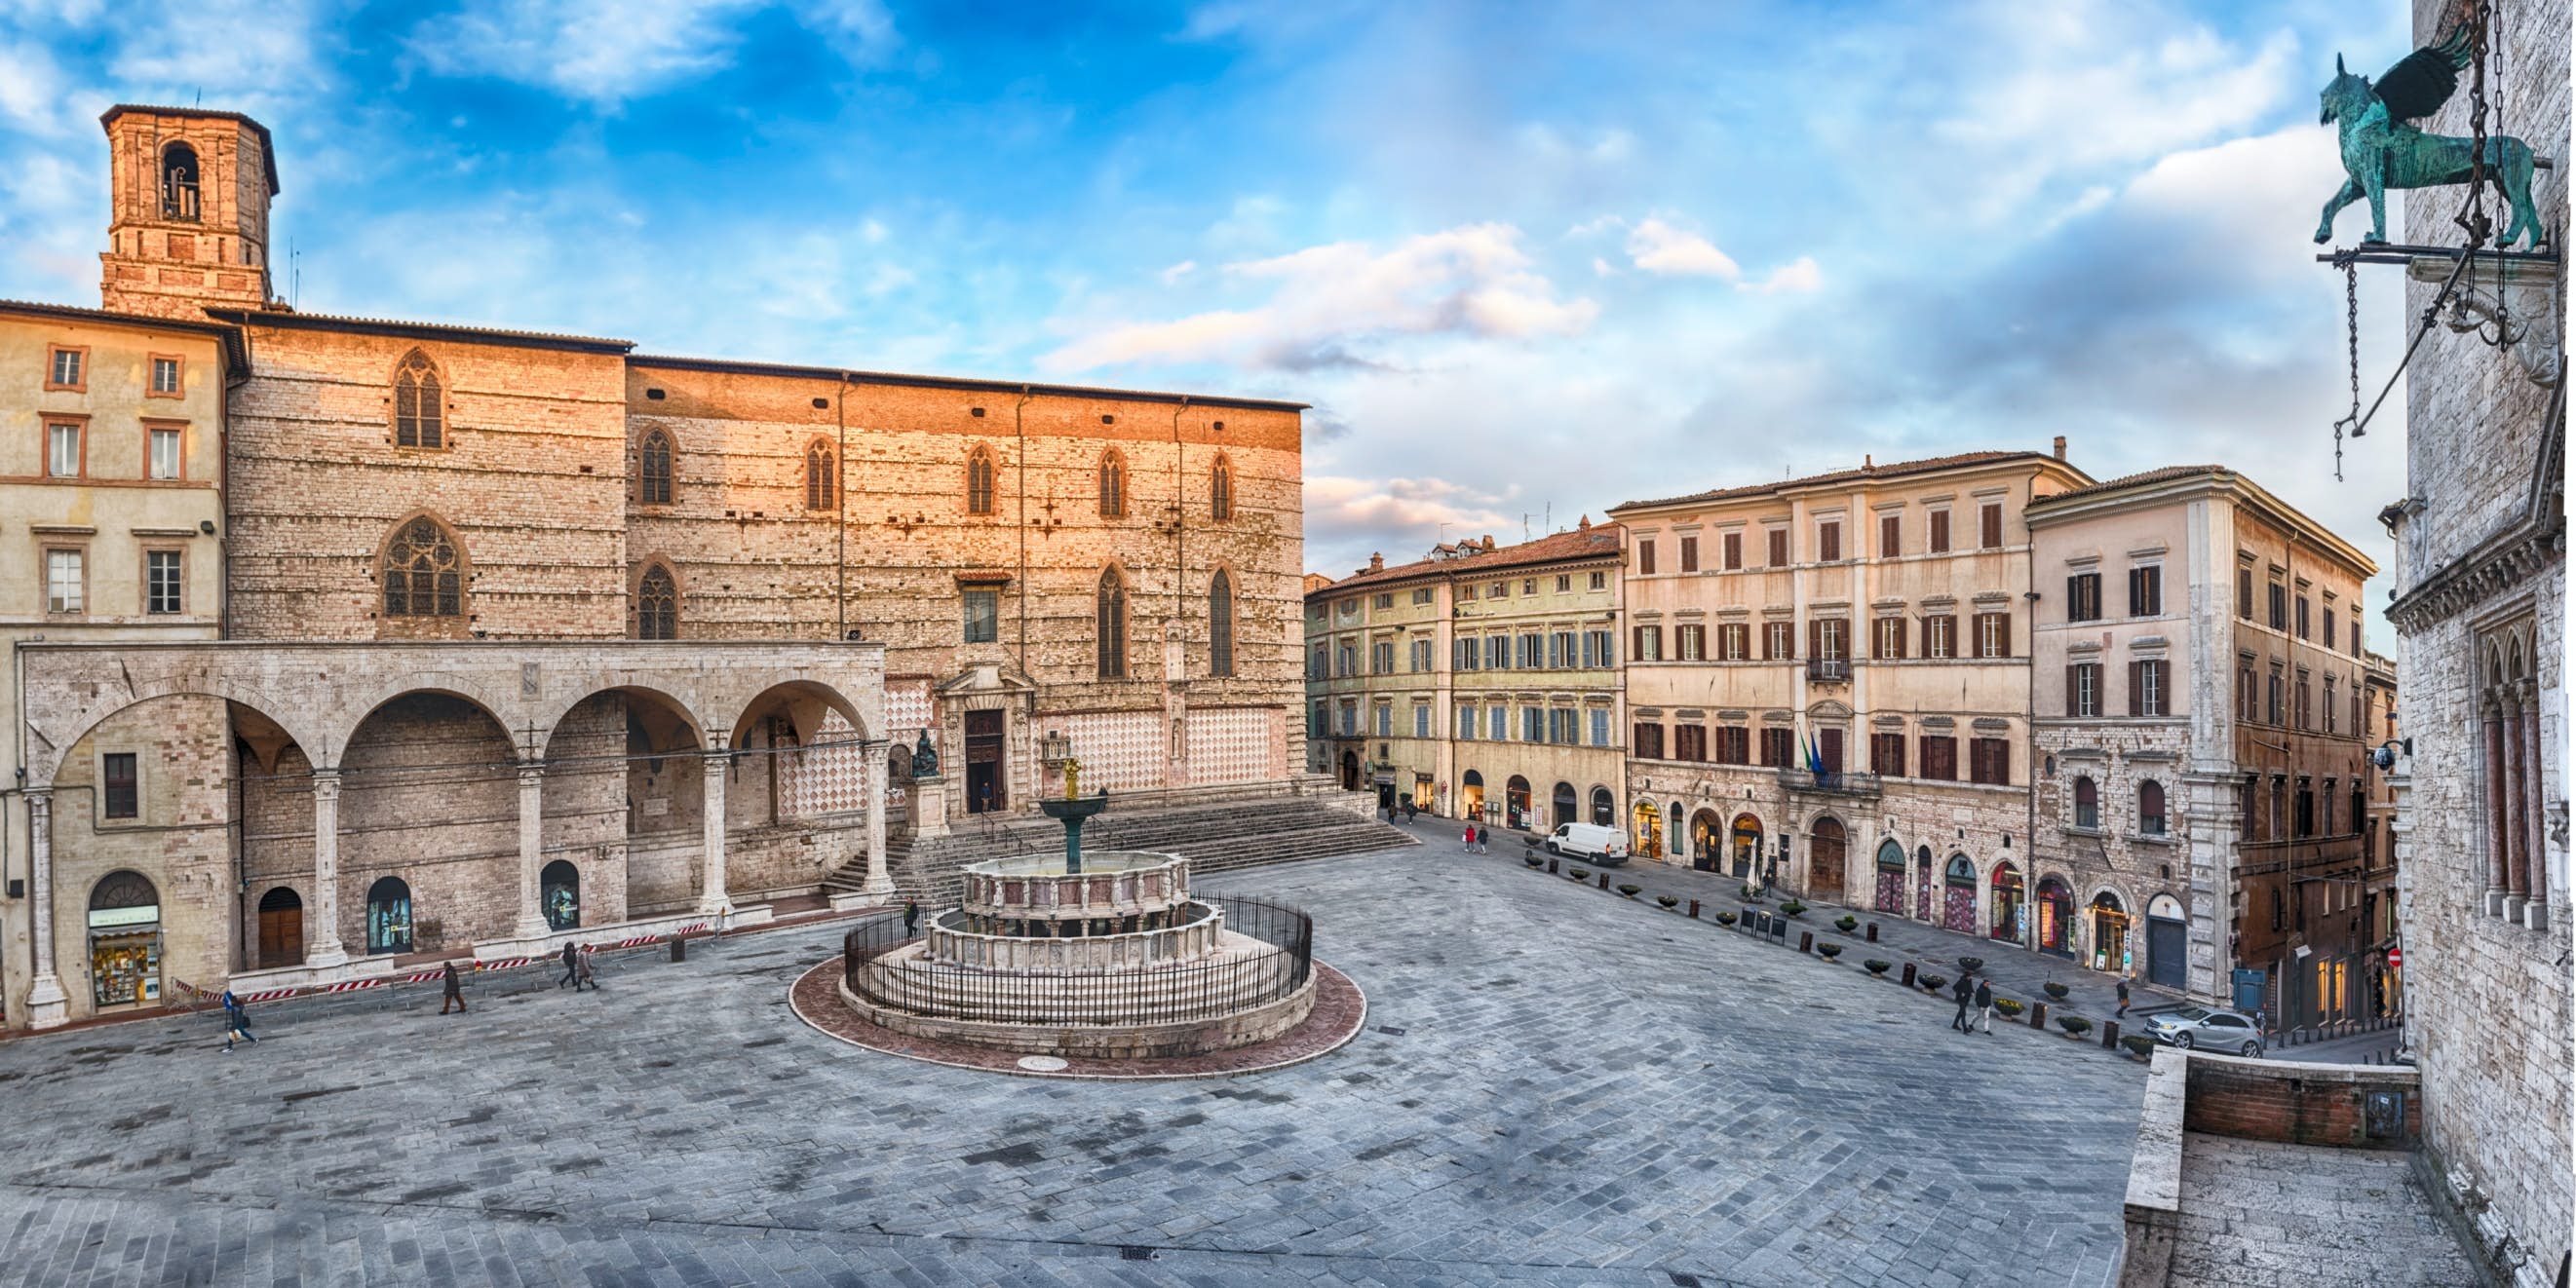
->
[0,0,2422,644]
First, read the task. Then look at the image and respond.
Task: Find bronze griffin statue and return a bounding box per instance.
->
[2315,26,2545,249]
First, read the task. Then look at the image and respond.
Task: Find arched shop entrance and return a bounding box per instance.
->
[2146,892,2186,990]
[255,887,304,969]
[1591,786,1614,827]
[1989,862,2024,941]
[542,860,582,930]
[1873,841,1906,913]
[1633,800,1664,859]
[1689,810,1723,872]
[1942,854,1978,933]
[2035,877,2075,956]
[88,871,163,1009]
[1460,771,1484,820]
[2091,892,2131,973]
[1729,814,1764,880]
[1808,816,1847,901]
[1552,782,1578,829]
[366,877,414,955]
[1505,776,1532,830]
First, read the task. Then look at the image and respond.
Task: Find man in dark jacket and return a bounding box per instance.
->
[904,900,920,936]
[1974,978,1995,1034]
[557,940,580,989]
[1951,973,1975,1033]
[440,961,466,1014]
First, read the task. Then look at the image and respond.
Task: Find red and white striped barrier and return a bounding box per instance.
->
[189,917,775,1009]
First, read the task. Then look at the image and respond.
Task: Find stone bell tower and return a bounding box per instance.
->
[97,104,278,320]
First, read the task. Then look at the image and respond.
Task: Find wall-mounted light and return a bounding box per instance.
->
[199,519,216,535]
[2369,739,2413,770]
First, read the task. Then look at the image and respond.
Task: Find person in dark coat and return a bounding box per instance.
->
[221,989,257,1052]
[1974,978,1995,1034]
[1950,973,1975,1033]
[573,945,597,992]
[2116,978,2132,1018]
[440,961,466,1015]
[557,940,580,989]
[904,900,920,936]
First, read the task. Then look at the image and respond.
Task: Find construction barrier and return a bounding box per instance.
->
[191,920,725,1009]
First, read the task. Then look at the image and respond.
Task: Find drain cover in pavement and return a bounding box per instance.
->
[1017,1055,1070,1073]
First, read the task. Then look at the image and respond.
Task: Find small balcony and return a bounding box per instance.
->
[1778,768,1882,798]
[1806,659,1851,683]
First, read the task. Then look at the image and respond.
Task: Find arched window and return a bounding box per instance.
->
[365,877,413,954]
[1211,456,1234,521]
[393,350,444,448]
[2074,775,2100,830]
[1098,450,1127,518]
[638,430,673,505]
[1096,567,1128,678]
[542,860,581,930]
[382,517,464,618]
[2138,780,2167,836]
[805,439,836,511]
[1209,570,1235,677]
[1591,785,1613,826]
[965,447,996,515]
[636,563,678,640]
[161,143,201,221]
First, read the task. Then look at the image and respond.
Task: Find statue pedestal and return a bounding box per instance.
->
[913,775,950,839]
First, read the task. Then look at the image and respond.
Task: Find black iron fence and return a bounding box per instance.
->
[840,894,1314,1028]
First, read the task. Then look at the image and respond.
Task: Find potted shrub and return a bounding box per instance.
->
[2043,981,2070,1002]
[1739,883,1762,901]
[1920,974,1947,994]
[1781,899,1807,918]
[1618,884,1641,898]
[1656,894,1679,909]
[1992,998,2025,1020]
[1569,867,1591,882]
[1524,855,1544,869]
[2057,1015,2094,1039]
[1716,912,1739,927]
[1834,914,1859,932]
[1957,956,1985,976]
[1816,943,1843,961]
[1864,959,1892,976]
[2121,1035,2159,1058]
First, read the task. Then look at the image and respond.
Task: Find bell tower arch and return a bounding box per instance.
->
[97,105,279,319]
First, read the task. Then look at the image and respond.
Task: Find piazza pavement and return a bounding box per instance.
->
[0,842,2147,1287]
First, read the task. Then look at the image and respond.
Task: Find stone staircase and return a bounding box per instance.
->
[823,794,1417,907]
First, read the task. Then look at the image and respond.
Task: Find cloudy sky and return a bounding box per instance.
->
[0,0,2422,644]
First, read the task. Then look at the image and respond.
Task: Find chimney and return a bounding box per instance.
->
[2053,435,2067,461]
[1865,453,1873,469]
[1577,514,1592,531]
[1481,535,1496,550]
[1368,551,1384,573]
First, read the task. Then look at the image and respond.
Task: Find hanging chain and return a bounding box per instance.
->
[2334,258,2362,478]
[2454,0,2494,247]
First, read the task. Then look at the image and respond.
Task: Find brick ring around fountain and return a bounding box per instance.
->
[790,788,1365,1080]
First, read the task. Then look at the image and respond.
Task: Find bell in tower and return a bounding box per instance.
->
[96,105,280,320]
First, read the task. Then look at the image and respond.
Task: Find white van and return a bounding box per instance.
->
[1545,822,1629,865]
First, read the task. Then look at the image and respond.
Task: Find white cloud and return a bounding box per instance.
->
[1739,255,1822,294]
[1159,259,1198,284]
[1624,217,1741,280]
[413,0,897,106]
[0,40,67,133]
[102,0,327,112]
[1305,474,1512,546]
[1045,223,1596,371]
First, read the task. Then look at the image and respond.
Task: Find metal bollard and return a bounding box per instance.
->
[671,935,686,963]
[2029,1000,2048,1030]
[1903,962,1917,987]
[1548,857,1559,874]
[1597,872,1611,890]
[1688,899,1701,919]
[1865,922,1879,943]
[2101,1019,2121,1050]
[1798,930,1814,954]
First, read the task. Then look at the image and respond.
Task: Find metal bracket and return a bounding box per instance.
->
[2406,253,2563,389]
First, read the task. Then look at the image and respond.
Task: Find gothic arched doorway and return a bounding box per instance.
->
[1689,809,1722,872]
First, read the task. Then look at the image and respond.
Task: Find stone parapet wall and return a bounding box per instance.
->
[839,969,1314,1060]
[924,906,1223,973]
[960,851,1187,921]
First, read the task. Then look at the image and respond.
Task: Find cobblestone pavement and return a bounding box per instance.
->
[0,847,2144,1287]
[2168,1132,2474,1286]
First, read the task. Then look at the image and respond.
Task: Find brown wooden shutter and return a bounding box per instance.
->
[2066,664,2078,713]
[1808,619,1822,662]
[1894,617,1907,659]
[2128,661,2143,716]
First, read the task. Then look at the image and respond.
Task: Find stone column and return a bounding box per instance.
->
[700,738,730,915]
[2519,683,2548,928]
[861,739,893,895]
[2503,692,2532,921]
[308,771,350,968]
[23,790,67,1029]
[515,763,549,940]
[2484,702,2512,916]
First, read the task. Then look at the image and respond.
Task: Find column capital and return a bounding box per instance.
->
[311,768,343,799]
[23,785,51,806]
[519,760,546,783]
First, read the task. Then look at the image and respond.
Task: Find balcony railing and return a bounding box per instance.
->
[1806,659,1851,682]
[1777,768,1882,797]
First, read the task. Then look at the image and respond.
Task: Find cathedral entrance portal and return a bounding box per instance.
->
[965,709,1006,814]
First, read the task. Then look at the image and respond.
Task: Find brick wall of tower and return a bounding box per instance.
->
[223,325,631,640]
[96,108,273,320]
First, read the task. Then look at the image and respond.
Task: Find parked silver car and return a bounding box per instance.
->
[2143,1006,2266,1057]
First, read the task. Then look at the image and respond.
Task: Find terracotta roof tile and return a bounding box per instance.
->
[1308,523,1624,596]
[2024,465,2232,507]
[1613,450,2069,512]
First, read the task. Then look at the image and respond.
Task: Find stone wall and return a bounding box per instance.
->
[2388,1,2573,1282]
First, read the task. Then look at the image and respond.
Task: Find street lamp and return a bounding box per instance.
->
[2369,738,2413,771]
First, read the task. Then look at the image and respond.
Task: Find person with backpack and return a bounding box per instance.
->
[1950,973,1975,1034]
[557,939,580,989]
[221,989,257,1052]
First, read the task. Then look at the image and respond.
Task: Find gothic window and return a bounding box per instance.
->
[638,430,673,505]
[965,447,997,515]
[161,143,201,221]
[1209,570,1235,678]
[2073,775,2100,830]
[393,350,445,449]
[804,439,835,511]
[2138,780,2167,836]
[1096,568,1128,678]
[1098,449,1127,518]
[381,517,464,619]
[636,563,678,640]
[1211,456,1234,521]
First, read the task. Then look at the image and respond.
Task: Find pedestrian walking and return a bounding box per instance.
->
[440,961,466,1015]
[1474,826,1487,853]
[573,945,598,992]
[2116,978,2131,1018]
[1461,825,1475,852]
[1974,979,1995,1034]
[221,989,257,1052]
[557,939,580,989]
[713,903,730,941]
[1950,973,1974,1033]
[904,899,920,936]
